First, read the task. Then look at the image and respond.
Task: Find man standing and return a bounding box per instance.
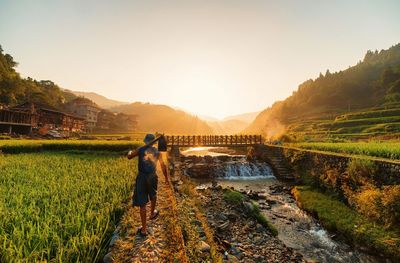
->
[127,134,169,237]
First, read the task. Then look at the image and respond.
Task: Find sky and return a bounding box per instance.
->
[0,0,399,119]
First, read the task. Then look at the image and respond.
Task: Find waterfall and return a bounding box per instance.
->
[214,159,275,179]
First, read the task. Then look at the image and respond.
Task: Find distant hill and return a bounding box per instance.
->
[0,45,76,108]
[206,111,260,134]
[70,90,128,109]
[207,119,249,134]
[246,43,400,140]
[110,102,213,134]
[223,111,260,123]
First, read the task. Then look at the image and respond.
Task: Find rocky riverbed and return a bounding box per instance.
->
[176,148,383,263]
[195,185,306,263]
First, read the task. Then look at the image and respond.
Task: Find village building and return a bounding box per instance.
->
[0,107,36,134]
[65,97,101,132]
[6,102,85,135]
[96,110,116,130]
[96,109,138,132]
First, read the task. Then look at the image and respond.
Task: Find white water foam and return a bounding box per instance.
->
[216,161,276,180]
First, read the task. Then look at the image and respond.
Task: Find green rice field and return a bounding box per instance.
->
[292,142,400,160]
[0,150,137,262]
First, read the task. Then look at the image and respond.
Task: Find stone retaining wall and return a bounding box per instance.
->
[254,144,400,186]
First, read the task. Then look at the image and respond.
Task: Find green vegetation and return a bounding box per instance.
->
[223,189,245,205]
[0,45,76,108]
[249,201,278,236]
[246,43,400,140]
[292,186,400,261]
[343,159,400,228]
[0,139,141,154]
[223,189,278,236]
[291,142,400,160]
[0,152,136,262]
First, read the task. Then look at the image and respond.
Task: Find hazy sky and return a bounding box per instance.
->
[1,0,399,119]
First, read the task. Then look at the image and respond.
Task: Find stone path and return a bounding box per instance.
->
[109,173,187,263]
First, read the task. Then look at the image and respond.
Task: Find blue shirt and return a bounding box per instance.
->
[138,146,160,175]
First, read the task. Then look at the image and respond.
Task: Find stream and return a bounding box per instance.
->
[181,147,381,263]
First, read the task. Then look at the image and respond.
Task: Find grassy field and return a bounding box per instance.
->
[0,139,141,153]
[0,151,137,262]
[291,142,400,160]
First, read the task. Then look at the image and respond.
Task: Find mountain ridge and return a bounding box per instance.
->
[245,43,400,140]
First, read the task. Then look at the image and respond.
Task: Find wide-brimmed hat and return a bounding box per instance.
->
[143,133,155,144]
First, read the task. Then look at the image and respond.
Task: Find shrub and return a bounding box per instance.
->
[343,158,377,204]
[355,187,382,221]
[381,185,400,227]
[223,189,244,205]
[346,158,377,186]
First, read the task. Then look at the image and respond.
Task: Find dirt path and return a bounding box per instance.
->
[109,173,187,263]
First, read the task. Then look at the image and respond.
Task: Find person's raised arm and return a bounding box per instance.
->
[127,135,162,160]
[158,157,169,185]
[127,149,139,159]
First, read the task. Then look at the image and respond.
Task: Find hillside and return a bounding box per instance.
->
[110,102,213,134]
[0,45,76,108]
[206,111,259,134]
[207,119,249,134]
[246,43,400,141]
[223,111,260,123]
[70,90,128,109]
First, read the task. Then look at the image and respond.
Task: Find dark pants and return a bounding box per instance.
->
[133,172,158,207]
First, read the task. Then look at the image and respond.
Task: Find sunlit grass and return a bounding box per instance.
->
[0,152,136,262]
[291,142,400,160]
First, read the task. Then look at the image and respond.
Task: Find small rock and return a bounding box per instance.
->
[227,254,240,262]
[109,233,119,247]
[256,224,266,233]
[230,245,240,255]
[254,254,264,262]
[199,241,211,252]
[103,252,113,263]
[253,236,262,244]
[243,202,255,213]
[226,213,238,221]
[218,212,228,221]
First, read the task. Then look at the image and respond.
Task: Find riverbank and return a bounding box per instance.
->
[173,175,305,262]
[180,147,391,262]
[254,144,400,261]
[292,185,400,262]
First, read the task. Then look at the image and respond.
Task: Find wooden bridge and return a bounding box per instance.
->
[165,134,263,147]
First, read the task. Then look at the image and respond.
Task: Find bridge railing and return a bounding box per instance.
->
[165,135,263,147]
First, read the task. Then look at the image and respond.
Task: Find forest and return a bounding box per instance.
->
[0,45,76,108]
[246,43,400,140]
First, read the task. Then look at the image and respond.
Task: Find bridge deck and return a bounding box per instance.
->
[165,135,263,147]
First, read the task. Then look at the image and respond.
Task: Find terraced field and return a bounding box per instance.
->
[292,142,400,160]
[287,105,400,140]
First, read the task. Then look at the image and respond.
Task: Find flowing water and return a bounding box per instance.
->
[182,147,381,263]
